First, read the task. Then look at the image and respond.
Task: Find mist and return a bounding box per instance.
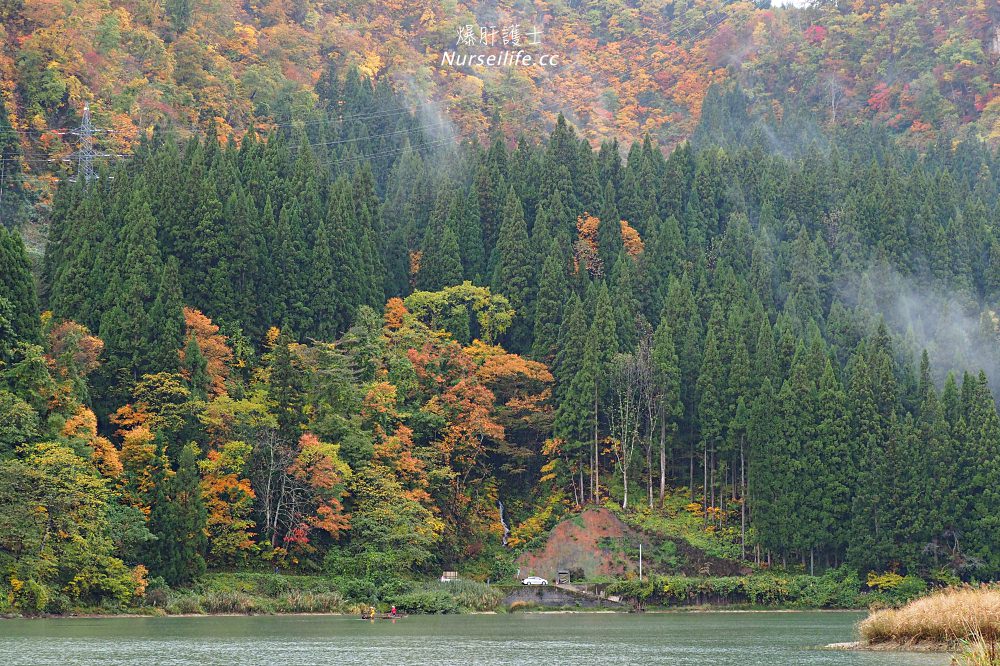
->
[843,263,1000,396]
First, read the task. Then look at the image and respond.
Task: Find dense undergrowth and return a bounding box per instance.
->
[25,573,509,617]
[607,568,927,610]
[612,491,745,564]
[1,498,948,618]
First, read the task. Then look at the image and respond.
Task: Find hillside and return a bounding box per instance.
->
[1,0,999,222]
[515,507,748,581]
[3,0,1000,620]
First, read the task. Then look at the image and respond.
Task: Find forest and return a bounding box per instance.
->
[2,52,1000,614]
[1,0,999,228]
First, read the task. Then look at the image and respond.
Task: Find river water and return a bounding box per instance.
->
[0,611,950,665]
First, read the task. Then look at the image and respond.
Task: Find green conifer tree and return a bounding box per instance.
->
[531,240,570,362]
[652,317,682,504]
[0,225,39,344]
[491,187,535,353]
[0,97,27,226]
[417,217,463,291]
[181,336,210,401]
[597,182,623,270]
[147,443,207,586]
[147,256,185,373]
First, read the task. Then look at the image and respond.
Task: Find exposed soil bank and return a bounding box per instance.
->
[825,640,953,652]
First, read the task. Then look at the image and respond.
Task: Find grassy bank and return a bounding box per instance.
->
[606,568,927,610]
[859,586,1000,661]
[71,573,506,617]
[4,568,943,618]
[148,573,354,615]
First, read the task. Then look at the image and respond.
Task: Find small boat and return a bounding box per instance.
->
[361,612,407,620]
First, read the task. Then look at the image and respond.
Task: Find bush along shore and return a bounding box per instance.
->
[854,586,1000,663]
[3,569,944,618]
[1,573,510,618]
[605,568,928,611]
[139,573,506,617]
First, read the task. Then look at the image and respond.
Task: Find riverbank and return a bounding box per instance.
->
[0,568,938,619]
[826,640,951,652]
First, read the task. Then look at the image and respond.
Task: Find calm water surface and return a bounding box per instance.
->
[0,611,950,665]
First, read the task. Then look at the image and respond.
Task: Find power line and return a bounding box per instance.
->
[0,11,732,177]
[0,7,732,146]
[315,134,463,170]
[288,117,453,154]
[0,99,437,141]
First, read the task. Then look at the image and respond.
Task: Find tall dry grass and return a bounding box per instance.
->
[955,631,1000,666]
[859,586,1000,646]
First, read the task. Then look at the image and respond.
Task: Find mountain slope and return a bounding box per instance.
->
[1,1,997,205]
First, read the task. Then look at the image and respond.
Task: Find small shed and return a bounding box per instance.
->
[556,569,571,585]
[440,571,460,583]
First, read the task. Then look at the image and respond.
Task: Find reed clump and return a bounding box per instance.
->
[442,580,505,612]
[954,631,1000,666]
[859,586,1000,647]
[200,589,270,614]
[275,590,346,613]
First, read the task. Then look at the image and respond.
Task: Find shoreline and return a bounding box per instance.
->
[3,607,869,620]
[825,640,953,653]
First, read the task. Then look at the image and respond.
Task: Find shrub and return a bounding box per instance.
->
[867,571,905,591]
[166,594,203,615]
[885,576,928,605]
[144,577,172,608]
[200,590,269,614]
[394,589,460,614]
[43,593,71,615]
[10,577,48,615]
[441,581,505,612]
[488,553,518,582]
[276,590,345,613]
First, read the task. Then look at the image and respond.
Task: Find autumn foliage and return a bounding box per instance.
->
[180,308,232,397]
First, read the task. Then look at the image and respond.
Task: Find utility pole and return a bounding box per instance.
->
[0,159,6,215]
[67,104,110,185]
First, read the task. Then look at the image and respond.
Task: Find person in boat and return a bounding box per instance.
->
[390,605,398,617]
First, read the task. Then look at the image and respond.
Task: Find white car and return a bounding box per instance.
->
[521,576,548,585]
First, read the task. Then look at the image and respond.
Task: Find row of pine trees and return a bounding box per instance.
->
[8,71,1000,580]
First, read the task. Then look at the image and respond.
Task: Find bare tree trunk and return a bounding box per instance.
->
[647,440,653,509]
[740,442,746,560]
[589,442,592,502]
[570,458,580,506]
[721,461,727,529]
[702,445,708,526]
[622,463,628,509]
[688,437,695,502]
[659,416,666,506]
[709,446,716,522]
[731,457,737,504]
[594,382,601,504]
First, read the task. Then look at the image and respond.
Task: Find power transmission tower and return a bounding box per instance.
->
[67,104,110,185]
